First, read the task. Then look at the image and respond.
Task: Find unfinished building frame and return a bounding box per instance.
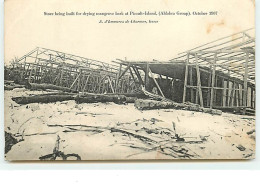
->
[6,47,136,94]
[5,28,255,115]
[115,28,255,114]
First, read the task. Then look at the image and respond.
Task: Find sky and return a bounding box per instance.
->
[4,0,255,65]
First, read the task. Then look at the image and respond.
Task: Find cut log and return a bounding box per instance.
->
[12,93,76,104]
[4,80,15,85]
[27,83,77,93]
[4,85,25,90]
[106,92,147,99]
[125,97,138,103]
[75,94,127,104]
[134,99,222,115]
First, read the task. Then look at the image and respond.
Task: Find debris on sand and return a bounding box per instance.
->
[134,99,222,115]
[246,129,255,135]
[4,88,256,160]
[236,144,246,151]
[39,135,81,160]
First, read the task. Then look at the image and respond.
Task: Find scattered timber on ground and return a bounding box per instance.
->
[4,80,25,90]
[134,99,222,115]
[39,135,81,160]
[106,92,147,99]
[12,93,76,104]
[75,94,127,104]
[27,83,77,93]
[48,124,199,159]
[4,80,15,85]
[4,85,25,90]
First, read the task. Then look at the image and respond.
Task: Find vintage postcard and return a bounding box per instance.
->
[4,0,255,160]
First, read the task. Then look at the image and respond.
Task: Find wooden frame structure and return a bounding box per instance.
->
[178,28,255,113]
[7,47,135,94]
[115,28,255,114]
[5,29,255,114]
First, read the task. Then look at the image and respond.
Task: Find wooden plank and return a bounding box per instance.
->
[210,54,217,109]
[239,84,243,106]
[243,52,249,107]
[230,81,235,106]
[148,68,165,98]
[189,66,194,103]
[115,64,122,93]
[251,88,254,109]
[118,64,131,79]
[242,52,249,114]
[82,74,90,93]
[182,53,190,103]
[129,67,137,88]
[107,76,115,93]
[69,72,81,89]
[145,62,149,89]
[195,53,204,107]
[207,66,212,107]
[132,66,144,85]
[223,80,226,107]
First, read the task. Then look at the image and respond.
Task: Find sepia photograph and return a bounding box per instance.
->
[4,0,255,160]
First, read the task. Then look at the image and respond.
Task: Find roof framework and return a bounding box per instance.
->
[171,28,255,84]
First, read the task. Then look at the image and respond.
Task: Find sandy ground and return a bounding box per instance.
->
[4,88,255,160]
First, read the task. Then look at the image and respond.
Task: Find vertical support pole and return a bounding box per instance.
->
[77,69,81,91]
[189,66,194,103]
[226,65,230,107]
[239,84,242,106]
[222,78,226,107]
[235,83,239,106]
[251,87,254,109]
[214,76,218,105]
[29,48,39,83]
[230,81,235,106]
[59,63,64,86]
[82,74,90,93]
[210,53,217,109]
[195,53,203,107]
[226,78,230,107]
[116,64,122,93]
[145,62,149,89]
[243,52,249,114]
[207,66,212,107]
[182,53,190,103]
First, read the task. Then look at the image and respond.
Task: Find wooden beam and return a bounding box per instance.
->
[69,72,81,89]
[242,52,249,114]
[195,53,204,107]
[82,74,91,93]
[115,64,122,93]
[148,68,165,98]
[182,53,190,103]
[145,62,149,89]
[118,64,131,79]
[129,67,137,88]
[206,66,212,107]
[107,76,115,93]
[189,66,194,103]
[132,66,144,85]
[210,54,217,109]
[230,81,235,106]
